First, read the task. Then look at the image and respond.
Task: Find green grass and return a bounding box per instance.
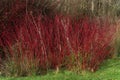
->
[0,58,120,80]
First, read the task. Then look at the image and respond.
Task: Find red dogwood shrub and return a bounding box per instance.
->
[0,13,115,72]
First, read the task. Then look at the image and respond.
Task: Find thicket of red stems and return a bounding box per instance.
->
[0,13,115,71]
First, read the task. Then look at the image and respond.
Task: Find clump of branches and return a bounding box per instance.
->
[0,13,115,76]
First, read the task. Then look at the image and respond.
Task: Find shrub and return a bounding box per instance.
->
[0,13,115,76]
[66,17,115,71]
[0,14,67,76]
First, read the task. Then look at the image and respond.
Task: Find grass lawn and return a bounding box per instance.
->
[0,58,120,80]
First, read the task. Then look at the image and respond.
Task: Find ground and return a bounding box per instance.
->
[0,58,120,80]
